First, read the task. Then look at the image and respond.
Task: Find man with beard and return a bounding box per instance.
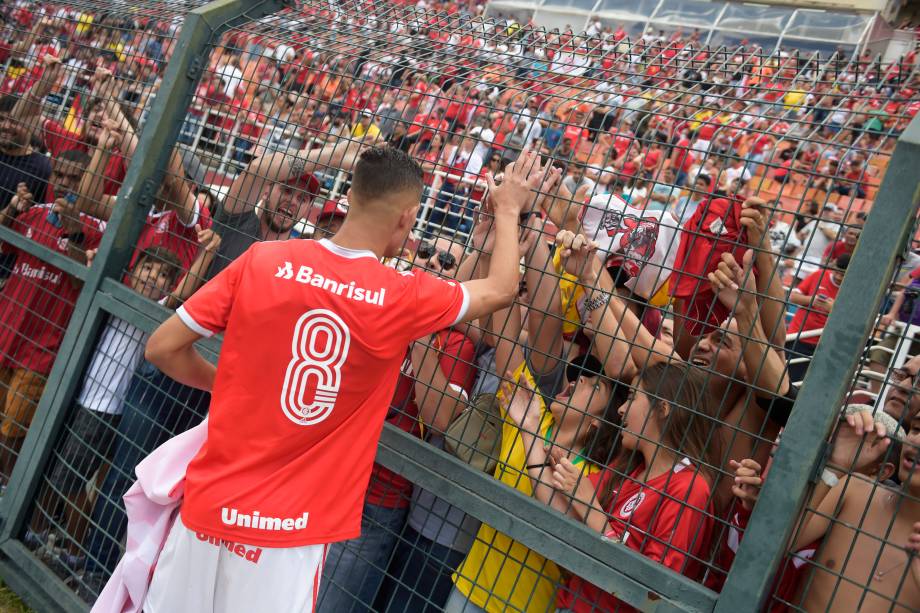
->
[204,134,372,278]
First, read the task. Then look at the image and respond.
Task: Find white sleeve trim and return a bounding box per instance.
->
[447,382,469,402]
[450,283,470,327]
[176,305,215,338]
[177,198,201,229]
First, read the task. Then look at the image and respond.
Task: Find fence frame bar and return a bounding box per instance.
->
[714,114,920,612]
[0,0,286,607]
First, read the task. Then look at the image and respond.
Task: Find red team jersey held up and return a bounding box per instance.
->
[557,459,714,613]
[0,204,105,374]
[177,238,469,547]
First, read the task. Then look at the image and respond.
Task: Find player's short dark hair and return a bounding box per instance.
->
[134,246,183,282]
[350,146,423,204]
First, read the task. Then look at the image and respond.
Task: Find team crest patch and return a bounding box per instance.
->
[619,492,645,517]
[708,218,727,235]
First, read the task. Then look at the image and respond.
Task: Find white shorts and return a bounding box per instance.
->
[144,517,328,613]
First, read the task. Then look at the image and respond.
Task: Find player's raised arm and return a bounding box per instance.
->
[144,315,216,391]
[460,150,548,323]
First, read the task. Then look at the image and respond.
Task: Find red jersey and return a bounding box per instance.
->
[0,204,104,374]
[43,120,127,197]
[557,459,714,613]
[787,269,841,346]
[365,329,476,508]
[822,240,850,262]
[706,504,818,611]
[177,238,469,546]
[131,204,212,271]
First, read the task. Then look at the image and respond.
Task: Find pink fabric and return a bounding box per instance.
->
[91,420,208,613]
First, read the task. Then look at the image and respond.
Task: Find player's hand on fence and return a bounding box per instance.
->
[709,250,756,315]
[828,409,890,475]
[196,224,221,253]
[486,149,543,216]
[907,521,920,587]
[729,458,763,511]
[501,373,541,433]
[555,230,598,281]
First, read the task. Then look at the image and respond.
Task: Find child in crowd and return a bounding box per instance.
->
[733,409,919,611]
[533,362,718,613]
[31,227,220,574]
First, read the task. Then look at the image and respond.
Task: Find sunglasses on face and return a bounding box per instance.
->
[416,242,456,270]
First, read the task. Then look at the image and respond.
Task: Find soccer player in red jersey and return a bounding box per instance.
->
[138,146,549,612]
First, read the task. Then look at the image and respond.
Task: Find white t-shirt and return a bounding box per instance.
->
[77,301,166,415]
[796,220,839,279]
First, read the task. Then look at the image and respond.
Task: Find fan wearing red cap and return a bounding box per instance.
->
[205,136,369,280]
[313,198,349,239]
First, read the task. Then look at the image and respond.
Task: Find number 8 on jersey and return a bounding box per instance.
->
[281,309,351,426]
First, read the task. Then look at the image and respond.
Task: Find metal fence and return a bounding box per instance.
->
[0,1,918,612]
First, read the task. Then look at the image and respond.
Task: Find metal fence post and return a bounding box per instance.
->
[0,0,285,608]
[713,115,920,612]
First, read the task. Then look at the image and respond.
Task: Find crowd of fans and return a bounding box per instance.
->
[0,0,919,611]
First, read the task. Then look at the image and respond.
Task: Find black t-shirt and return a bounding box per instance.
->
[204,203,262,281]
[0,151,52,278]
[0,150,51,206]
[756,386,798,428]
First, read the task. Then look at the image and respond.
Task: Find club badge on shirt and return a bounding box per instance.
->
[618,491,646,518]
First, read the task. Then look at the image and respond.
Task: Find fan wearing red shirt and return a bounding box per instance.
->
[822,225,860,263]
[139,148,548,613]
[551,363,717,613]
[69,102,211,271]
[706,458,822,612]
[0,150,102,480]
[11,58,126,199]
[785,254,849,383]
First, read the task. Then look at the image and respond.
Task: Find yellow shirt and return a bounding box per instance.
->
[75,13,93,35]
[351,122,380,139]
[553,250,584,338]
[453,362,560,613]
[784,89,806,110]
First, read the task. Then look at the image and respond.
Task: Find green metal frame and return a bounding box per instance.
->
[713,117,920,611]
[0,0,917,608]
[0,0,286,609]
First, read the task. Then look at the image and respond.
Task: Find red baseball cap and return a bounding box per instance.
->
[317,198,348,221]
[286,173,321,200]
